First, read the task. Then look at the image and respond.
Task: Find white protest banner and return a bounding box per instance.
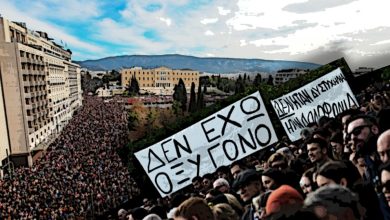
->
[135,91,278,197]
[271,68,358,142]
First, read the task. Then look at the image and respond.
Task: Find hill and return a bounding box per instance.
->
[75,54,320,73]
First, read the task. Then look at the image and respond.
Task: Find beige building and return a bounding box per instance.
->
[121,66,200,95]
[0,16,82,172]
[274,69,308,85]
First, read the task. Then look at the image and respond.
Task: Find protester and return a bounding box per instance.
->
[212,203,240,220]
[306,137,331,170]
[1,75,390,220]
[300,168,317,195]
[304,185,364,220]
[345,114,381,187]
[173,197,214,220]
[230,161,248,179]
[213,178,231,193]
[265,185,304,219]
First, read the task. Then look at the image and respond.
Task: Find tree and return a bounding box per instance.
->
[253,73,262,87]
[197,82,204,110]
[235,75,245,94]
[172,100,182,115]
[188,82,197,113]
[145,108,157,138]
[127,111,139,131]
[173,79,187,111]
[267,75,274,85]
[128,75,140,96]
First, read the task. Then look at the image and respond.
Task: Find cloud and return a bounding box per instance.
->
[218,7,231,15]
[204,30,215,36]
[283,0,358,14]
[200,18,219,25]
[372,39,390,46]
[2,0,390,70]
[9,0,102,22]
[159,17,172,26]
[0,0,104,55]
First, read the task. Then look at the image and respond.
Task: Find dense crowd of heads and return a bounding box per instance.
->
[120,82,390,220]
[0,96,139,219]
[1,80,390,220]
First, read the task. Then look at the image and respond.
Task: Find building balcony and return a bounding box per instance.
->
[26,115,33,121]
[20,57,28,63]
[24,81,32,87]
[28,127,35,133]
[25,103,32,110]
[24,92,32,98]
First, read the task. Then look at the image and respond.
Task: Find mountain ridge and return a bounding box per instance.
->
[75,54,320,73]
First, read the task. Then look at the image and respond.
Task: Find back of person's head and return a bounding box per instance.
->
[267,152,288,169]
[317,116,331,128]
[212,203,240,220]
[300,128,313,141]
[307,122,318,129]
[265,185,304,217]
[224,193,244,217]
[142,214,162,220]
[118,208,128,220]
[174,197,214,220]
[324,118,342,133]
[312,127,331,140]
[170,193,189,208]
[304,184,363,220]
[130,207,148,220]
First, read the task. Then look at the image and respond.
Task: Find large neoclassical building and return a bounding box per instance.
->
[121,66,200,95]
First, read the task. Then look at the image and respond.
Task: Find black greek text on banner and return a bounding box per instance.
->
[271,68,359,142]
[135,91,278,197]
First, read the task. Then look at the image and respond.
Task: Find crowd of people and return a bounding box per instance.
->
[0,79,390,220]
[118,82,390,220]
[0,96,140,219]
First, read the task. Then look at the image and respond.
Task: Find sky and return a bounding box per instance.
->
[1,0,390,70]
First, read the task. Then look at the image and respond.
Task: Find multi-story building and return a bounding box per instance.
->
[354,67,374,76]
[121,66,200,95]
[0,16,82,171]
[274,69,308,85]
